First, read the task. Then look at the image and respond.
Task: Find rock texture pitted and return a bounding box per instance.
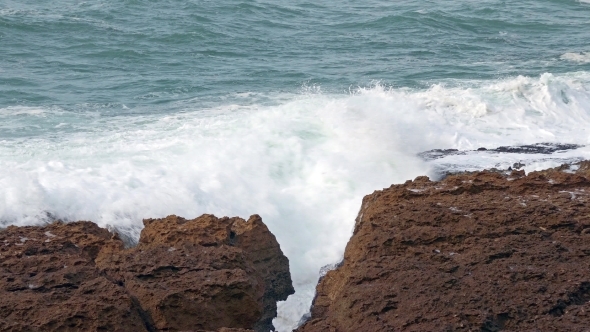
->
[97,214,294,332]
[298,161,590,331]
[0,221,146,332]
[230,215,295,331]
[0,214,293,332]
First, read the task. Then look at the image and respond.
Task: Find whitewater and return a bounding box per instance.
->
[2,0,590,330]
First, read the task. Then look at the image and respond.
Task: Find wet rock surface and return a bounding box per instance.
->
[419,142,585,161]
[419,143,588,178]
[298,161,590,331]
[0,215,292,332]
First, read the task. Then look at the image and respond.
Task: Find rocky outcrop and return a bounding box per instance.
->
[419,142,585,161]
[229,215,295,331]
[298,161,590,331]
[97,214,294,332]
[0,221,146,332]
[0,214,293,332]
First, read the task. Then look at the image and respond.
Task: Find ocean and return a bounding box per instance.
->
[2,0,590,330]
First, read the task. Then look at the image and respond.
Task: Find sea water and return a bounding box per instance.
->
[1,0,590,330]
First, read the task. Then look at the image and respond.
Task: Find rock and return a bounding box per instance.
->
[418,143,586,177]
[0,214,293,332]
[512,162,525,170]
[0,221,149,332]
[419,143,585,161]
[97,214,294,332]
[231,215,295,332]
[298,161,590,331]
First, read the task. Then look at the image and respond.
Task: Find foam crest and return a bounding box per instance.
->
[1,72,590,330]
[561,52,590,63]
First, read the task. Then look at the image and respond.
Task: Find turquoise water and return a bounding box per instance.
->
[2,1,590,330]
[2,0,590,111]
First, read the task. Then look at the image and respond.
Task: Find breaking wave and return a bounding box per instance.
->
[1,72,590,330]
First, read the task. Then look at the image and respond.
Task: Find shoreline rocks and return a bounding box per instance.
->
[419,142,585,161]
[0,214,293,332]
[4,160,590,331]
[298,161,590,331]
[418,143,588,178]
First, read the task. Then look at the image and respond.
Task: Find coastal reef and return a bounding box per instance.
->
[298,161,590,331]
[0,214,293,332]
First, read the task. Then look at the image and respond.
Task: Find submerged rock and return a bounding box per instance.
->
[418,142,585,161]
[298,161,590,331]
[0,214,293,332]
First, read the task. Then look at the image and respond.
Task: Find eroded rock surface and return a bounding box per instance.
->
[0,221,147,332]
[0,214,292,332]
[98,214,294,332]
[230,215,295,331]
[419,142,585,161]
[298,161,590,332]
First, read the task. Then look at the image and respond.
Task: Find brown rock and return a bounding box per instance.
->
[0,221,149,332]
[231,215,295,331]
[298,161,590,331]
[97,214,293,332]
[197,329,254,332]
[0,214,293,332]
[97,215,264,331]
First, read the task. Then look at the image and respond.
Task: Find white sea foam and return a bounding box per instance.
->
[0,106,48,116]
[1,72,590,331]
[561,52,590,63]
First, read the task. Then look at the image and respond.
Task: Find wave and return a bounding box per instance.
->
[561,52,590,63]
[1,72,590,330]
